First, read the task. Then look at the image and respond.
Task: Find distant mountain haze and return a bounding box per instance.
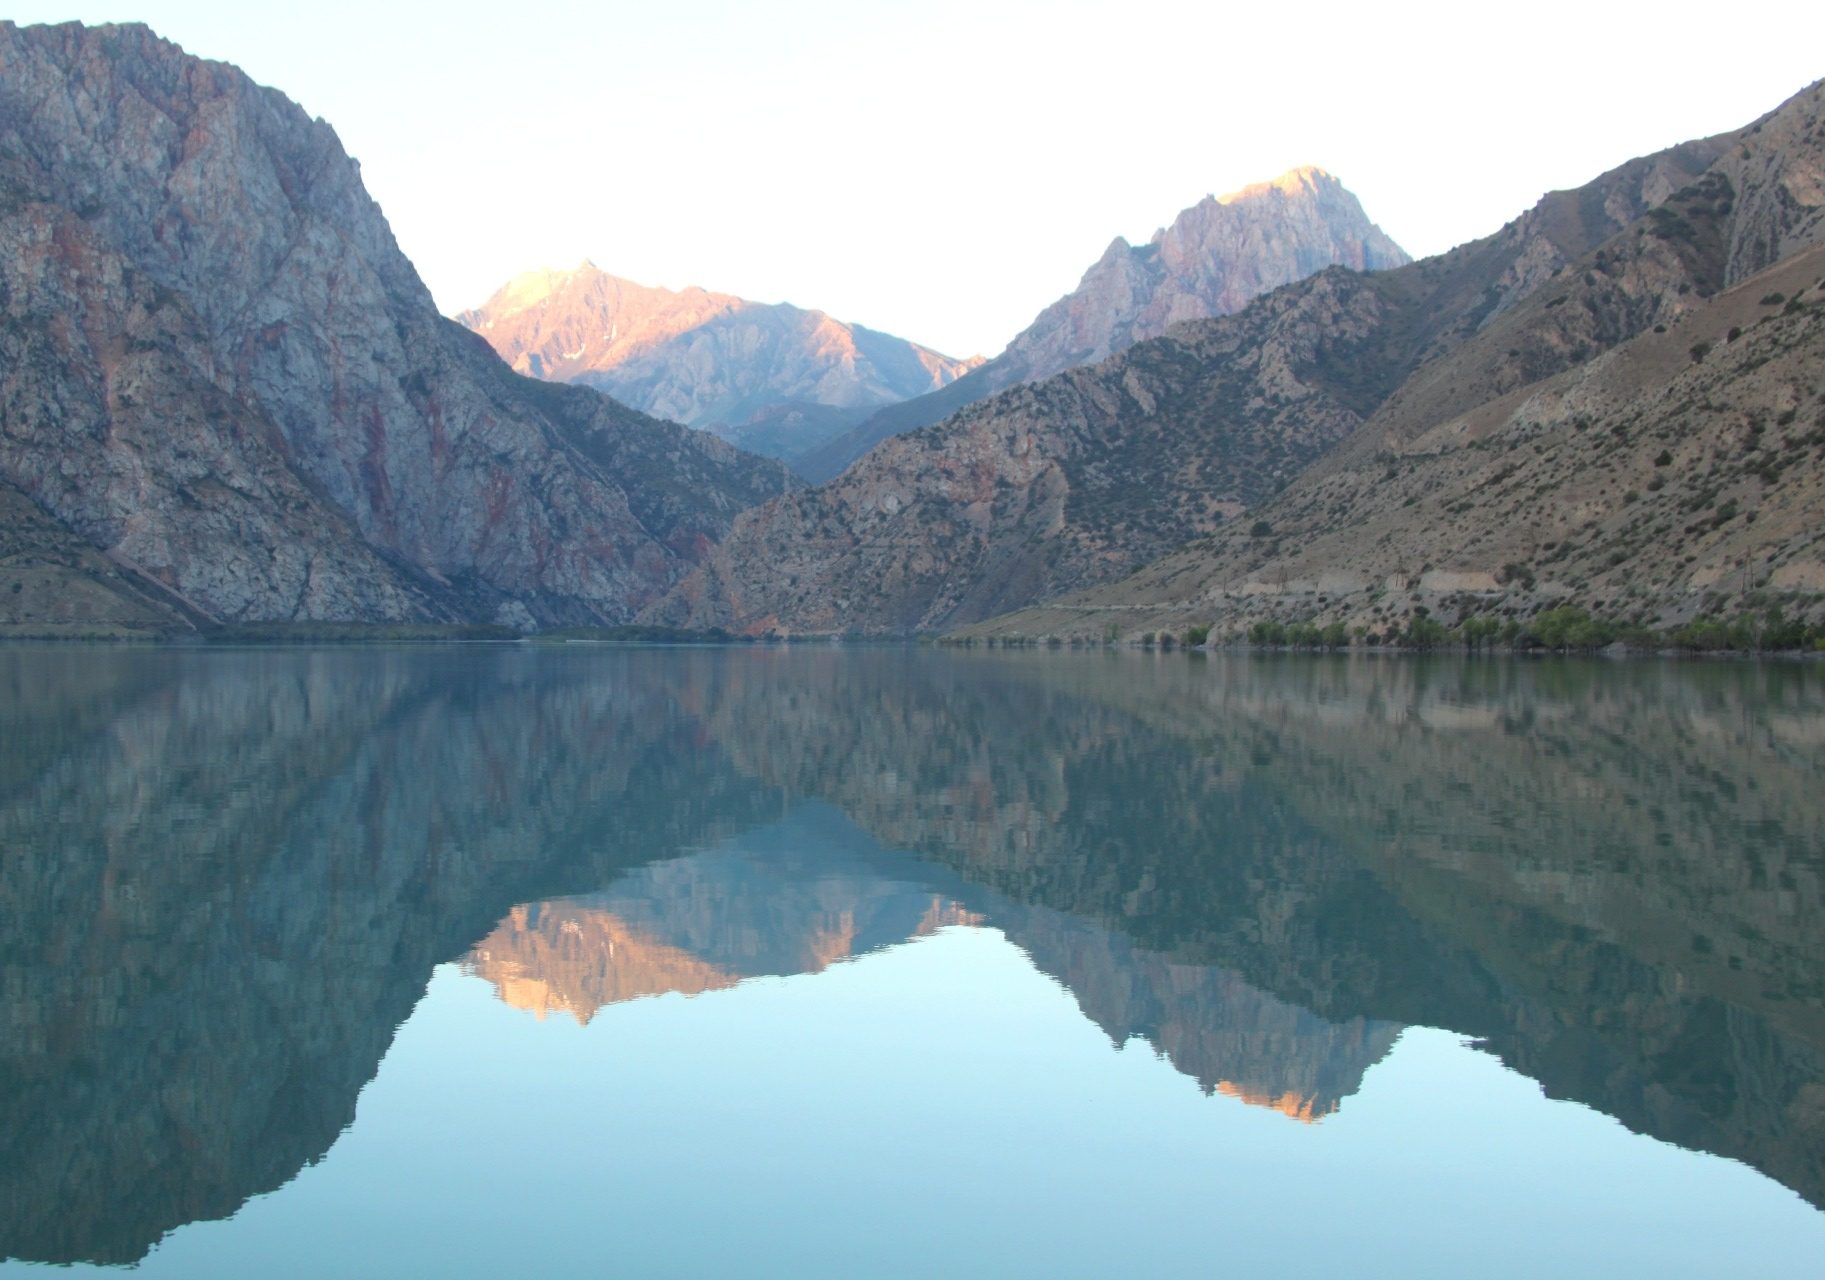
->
[457,264,983,467]
[796,165,1411,481]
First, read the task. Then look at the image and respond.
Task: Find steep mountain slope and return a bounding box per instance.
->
[982,251,1825,640]
[648,270,1405,634]
[796,167,1409,481]
[458,263,981,465]
[965,81,1825,641]
[0,22,789,631]
[649,121,1746,636]
[0,479,199,636]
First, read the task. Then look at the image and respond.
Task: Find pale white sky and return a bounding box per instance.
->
[10,1,1824,357]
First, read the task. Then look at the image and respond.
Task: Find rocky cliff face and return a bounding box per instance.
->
[458,263,982,466]
[970,80,1825,641]
[797,167,1409,481]
[0,22,789,631]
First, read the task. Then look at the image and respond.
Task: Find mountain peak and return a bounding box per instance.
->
[459,267,978,464]
[999,168,1409,380]
[791,166,1414,482]
[1217,164,1339,205]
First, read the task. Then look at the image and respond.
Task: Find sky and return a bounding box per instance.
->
[9,1,1825,357]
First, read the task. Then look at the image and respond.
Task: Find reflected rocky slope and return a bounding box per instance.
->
[0,648,785,1264]
[698,651,1825,1202]
[1,647,1820,1265]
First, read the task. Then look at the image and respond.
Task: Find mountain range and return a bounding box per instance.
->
[0,19,1821,643]
[457,265,982,466]
[653,82,1825,637]
[960,83,1825,642]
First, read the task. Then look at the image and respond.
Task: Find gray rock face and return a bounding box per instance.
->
[457,264,982,465]
[797,167,1410,481]
[0,21,789,628]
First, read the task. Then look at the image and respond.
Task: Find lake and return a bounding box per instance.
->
[1,645,1821,1277]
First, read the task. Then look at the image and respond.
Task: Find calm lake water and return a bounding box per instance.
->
[1,645,1822,1277]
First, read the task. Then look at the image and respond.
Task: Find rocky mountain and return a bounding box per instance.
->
[658,81,1825,638]
[796,166,1410,481]
[457,263,982,466]
[966,80,1825,642]
[0,22,790,635]
[646,271,1395,634]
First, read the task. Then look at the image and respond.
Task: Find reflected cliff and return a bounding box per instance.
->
[461,810,987,1022]
[0,646,1820,1266]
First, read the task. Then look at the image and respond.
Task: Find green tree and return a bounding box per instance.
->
[1404,615,1450,649]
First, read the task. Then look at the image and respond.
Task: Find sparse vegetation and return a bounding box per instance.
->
[533,624,748,644]
[201,622,523,644]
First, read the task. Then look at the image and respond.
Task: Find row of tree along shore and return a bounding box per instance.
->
[947,606,1825,655]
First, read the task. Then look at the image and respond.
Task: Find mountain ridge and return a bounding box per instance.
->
[960,79,1825,641]
[457,262,982,466]
[795,165,1410,481]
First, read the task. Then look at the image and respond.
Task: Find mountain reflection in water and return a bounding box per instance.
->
[0,646,1820,1268]
[462,809,1401,1124]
